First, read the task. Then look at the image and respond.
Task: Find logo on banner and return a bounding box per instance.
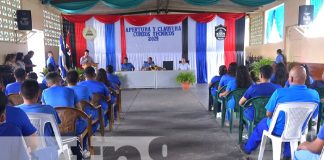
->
[83,27,97,40]
[215,25,227,40]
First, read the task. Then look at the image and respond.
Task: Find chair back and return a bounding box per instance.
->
[315,88,324,99]
[320,147,324,160]
[8,94,23,106]
[226,88,247,110]
[244,96,270,123]
[217,85,227,98]
[91,93,105,106]
[268,102,317,141]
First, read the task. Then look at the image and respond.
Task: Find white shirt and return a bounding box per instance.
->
[178,63,190,70]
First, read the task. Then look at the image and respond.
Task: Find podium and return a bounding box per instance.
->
[82,62,98,69]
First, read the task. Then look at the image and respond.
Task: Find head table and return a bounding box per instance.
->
[116,70,196,89]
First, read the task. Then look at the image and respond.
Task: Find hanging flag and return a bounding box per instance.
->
[66,31,71,49]
[59,36,67,78]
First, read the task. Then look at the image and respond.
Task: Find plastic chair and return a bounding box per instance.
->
[27,113,71,160]
[258,102,318,160]
[215,85,227,118]
[91,93,114,131]
[221,88,247,133]
[238,96,270,144]
[208,81,219,111]
[7,93,23,106]
[316,88,324,133]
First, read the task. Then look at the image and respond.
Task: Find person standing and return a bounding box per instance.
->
[121,57,135,71]
[15,52,25,70]
[46,51,57,71]
[23,51,36,73]
[178,58,190,70]
[80,49,95,69]
[275,49,286,64]
[141,57,155,71]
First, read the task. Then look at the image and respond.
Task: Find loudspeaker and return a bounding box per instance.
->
[17,10,32,30]
[163,61,173,70]
[298,5,314,26]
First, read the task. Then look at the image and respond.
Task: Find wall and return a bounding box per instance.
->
[246,0,324,64]
[0,0,60,64]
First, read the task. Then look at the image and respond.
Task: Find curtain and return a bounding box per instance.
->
[114,20,122,71]
[190,13,217,23]
[94,15,122,24]
[311,0,324,18]
[235,17,245,66]
[196,22,207,83]
[182,18,189,60]
[230,0,275,7]
[124,16,155,26]
[266,9,275,44]
[274,4,285,39]
[92,20,107,69]
[155,15,187,25]
[53,1,99,14]
[120,18,127,63]
[74,22,87,67]
[101,0,145,9]
[105,24,116,70]
[184,0,220,6]
[85,18,95,61]
[188,18,197,77]
[63,19,76,68]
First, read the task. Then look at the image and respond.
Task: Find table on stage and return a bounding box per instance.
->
[116,70,196,89]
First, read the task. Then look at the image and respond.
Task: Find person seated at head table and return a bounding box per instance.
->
[46,51,57,71]
[17,79,61,147]
[178,58,190,70]
[121,57,135,71]
[78,67,110,126]
[106,65,121,88]
[285,64,314,88]
[218,62,237,90]
[239,65,282,122]
[294,124,324,160]
[5,68,26,96]
[311,71,324,89]
[141,57,155,71]
[270,63,288,87]
[239,66,320,159]
[41,72,76,108]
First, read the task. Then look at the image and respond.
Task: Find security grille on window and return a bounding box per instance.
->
[43,10,61,46]
[249,13,264,46]
[0,0,21,42]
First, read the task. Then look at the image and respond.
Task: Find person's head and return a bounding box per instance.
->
[84,67,96,80]
[288,65,307,85]
[66,70,79,86]
[27,51,34,58]
[259,65,273,81]
[0,91,7,122]
[147,57,153,63]
[123,57,129,64]
[277,49,282,55]
[236,65,252,88]
[84,49,89,56]
[96,68,110,87]
[27,72,38,81]
[181,58,186,63]
[16,52,24,61]
[106,65,114,74]
[4,54,16,63]
[21,79,40,103]
[47,64,55,72]
[45,72,61,87]
[273,63,288,87]
[47,51,53,57]
[301,64,312,86]
[218,65,227,76]
[228,62,237,77]
[14,68,26,82]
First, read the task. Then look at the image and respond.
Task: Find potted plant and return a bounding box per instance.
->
[251,58,273,77]
[176,72,196,91]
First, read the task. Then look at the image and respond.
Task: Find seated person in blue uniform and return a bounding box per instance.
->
[107,65,121,88]
[275,49,285,64]
[219,65,253,126]
[270,63,288,87]
[286,64,314,88]
[209,65,227,113]
[121,57,135,71]
[78,67,110,126]
[240,66,320,159]
[41,64,56,90]
[294,124,324,160]
[17,79,61,146]
[141,57,155,71]
[218,62,237,90]
[239,65,282,122]
[46,51,57,71]
[42,72,76,108]
[5,68,26,95]
[311,71,324,89]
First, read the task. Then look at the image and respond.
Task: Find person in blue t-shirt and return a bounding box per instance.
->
[219,65,253,126]
[17,79,61,147]
[5,68,26,95]
[46,51,57,71]
[209,65,227,96]
[218,62,237,90]
[311,71,324,89]
[239,65,282,122]
[121,57,135,71]
[78,67,110,126]
[107,65,121,89]
[240,66,320,159]
[141,57,155,71]
[294,124,324,160]
[270,63,288,87]
[286,64,314,88]
[42,72,76,108]
[275,49,285,64]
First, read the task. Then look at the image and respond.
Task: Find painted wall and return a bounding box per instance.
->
[246,0,324,63]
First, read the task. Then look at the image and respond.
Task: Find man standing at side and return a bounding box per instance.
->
[121,57,135,71]
[46,51,57,71]
[24,51,36,73]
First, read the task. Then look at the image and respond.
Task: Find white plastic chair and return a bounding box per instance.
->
[27,113,72,160]
[258,102,318,160]
[320,147,324,160]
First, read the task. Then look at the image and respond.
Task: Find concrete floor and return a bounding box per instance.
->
[100,84,274,160]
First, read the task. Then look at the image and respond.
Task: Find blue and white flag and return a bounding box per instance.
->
[59,36,67,78]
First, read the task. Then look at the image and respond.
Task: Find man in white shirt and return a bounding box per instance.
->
[178,58,190,70]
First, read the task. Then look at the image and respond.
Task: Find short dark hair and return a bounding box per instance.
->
[124,57,128,60]
[47,64,55,72]
[28,51,34,55]
[16,52,24,61]
[228,62,237,77]
[66,70,79,84]
[277,49,282,54]
[260,65,273,79]
[84,67,95,77]
[27,72,38,80]
[85,49,89,53]
[14,68,26,80]
[219,65,227,76]
[45,72,61,84]
[0,91,7,115]
[47,51,53,54]
[148,57,152,60]
[107,65,114,74]
[21,79,39,100]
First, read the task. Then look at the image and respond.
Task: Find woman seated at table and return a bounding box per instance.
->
[141,57,155,71]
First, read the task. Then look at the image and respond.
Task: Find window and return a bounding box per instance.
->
[0,0,21,42]
[249,13,264,46]
[43,10,61,46]
[264,3,285,44]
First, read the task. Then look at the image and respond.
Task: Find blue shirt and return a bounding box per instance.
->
[67,85,91,103]
[210,75,222,96]
[6,106,37,136]
[318,124,324,140]
[107,73,121,87]
[226,80,238,110]
[265,85,320,135]
[142,62,155,68]
[5,82,22,96]
[78,80,109,97]
[0,123,22,136]
[286,77,314,87]
[243,82,282,99]
[46,57,57,71]
[42,86,76,108]
[121,63,135,71]
[219,74,235,88]
[275,54,284,64]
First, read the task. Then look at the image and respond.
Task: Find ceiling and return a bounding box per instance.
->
[53,0,261,15]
